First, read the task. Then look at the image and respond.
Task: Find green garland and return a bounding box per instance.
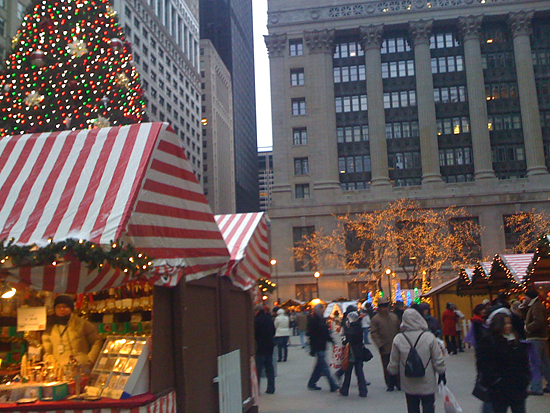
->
[0,237,153,276]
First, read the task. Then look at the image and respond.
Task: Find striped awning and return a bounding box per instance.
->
[215,212,269,291]
[0,123,230,293]
[499,253,534,283]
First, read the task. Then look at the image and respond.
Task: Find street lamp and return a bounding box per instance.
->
[385,268,393,304]
[270,259,279,303]
[314,271,321,298]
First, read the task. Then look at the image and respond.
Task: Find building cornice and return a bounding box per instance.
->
[267,0,550,29]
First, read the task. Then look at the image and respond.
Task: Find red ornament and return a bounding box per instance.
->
[110,38,123,52]
[31,50,46,67]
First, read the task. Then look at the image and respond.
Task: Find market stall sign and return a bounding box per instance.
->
[17,307,46,331]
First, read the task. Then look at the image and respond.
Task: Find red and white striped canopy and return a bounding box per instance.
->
[215,212,269,291]
[0,123,230,293]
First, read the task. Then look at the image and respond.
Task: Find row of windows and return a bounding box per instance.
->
[485,82,518,100]
[381,60,415,79]
[383,90,416,108]
[334,41,365,59]
[381,37,411,54]
[341,181,370,191]
[533,50,550,67]
[337,125,369,143]
[492,145,525,162]
[389,151,421,170]
[487,114,521,131]
[437,117,470,135]
[434,86,467,104]
[439,147,473,166]
[394,177,422,187]
[482,52,515,70]
[333,65,366,83]
[431,56,464,74]
[385,120,420,139]
[339,155,372,173]
[443,174,474,183]
[430,33,460,49]
[335,95,368,113]
[294,157,309,175]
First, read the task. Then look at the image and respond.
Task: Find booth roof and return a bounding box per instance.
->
[0,123,230,293]
[215,212,269,291]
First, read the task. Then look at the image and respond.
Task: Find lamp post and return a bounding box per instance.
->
[314,271,321,298]
[385,268,392,304]
[270,259,279,304]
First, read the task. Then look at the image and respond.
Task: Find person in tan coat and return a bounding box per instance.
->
[42,295,102,372]
[370,296,401,391]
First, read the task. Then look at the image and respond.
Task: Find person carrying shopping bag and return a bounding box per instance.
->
[388,308,446,413]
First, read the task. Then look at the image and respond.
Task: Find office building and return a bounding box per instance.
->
[0,0,32,70]
[200,0,259,212]
[265,0,550,300]
[258,149,274,212]
[200,39,236,214]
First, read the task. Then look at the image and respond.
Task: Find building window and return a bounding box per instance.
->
[487,114,521,131]
[485,82,518,100]
[17,2,26,20]
[337,125,369,143]
[381,60,415,78]
[296,284,318,302]
[338,155,371,173]
[294,158,309,175]
[431,56,464,74]
[491,145,525,162]
[429,32,460,49]
[289,39,303,56]
[0,17,4,36]
[295,183,310,199]
[381,37,411,54]
[438,147,473,166]
[293,128,308,145]
[292,98,306,115]
[348,281,376,300]
[293,226,315,271]
[333,65,366,83]
[335,95,368,113]
[388,151,421,170]
[385,121,419,139]
[434,86,467,103]
[436,117,470,135]
[383,90,416,108]
[290,68,305,86]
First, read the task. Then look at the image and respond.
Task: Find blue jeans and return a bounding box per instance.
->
[527,338,550,393]
[275,336,289,361]
[299,330,306,347]
[308,350,338,390]
[363,327,370,344]
[256,354,275,393]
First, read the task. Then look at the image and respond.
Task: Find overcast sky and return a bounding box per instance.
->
[253,0,272,150]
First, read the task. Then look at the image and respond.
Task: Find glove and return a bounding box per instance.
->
[438,373,447,385]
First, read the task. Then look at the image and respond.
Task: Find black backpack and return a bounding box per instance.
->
[402,332,429,378]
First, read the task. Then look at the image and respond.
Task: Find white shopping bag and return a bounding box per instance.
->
[439,383,463,413]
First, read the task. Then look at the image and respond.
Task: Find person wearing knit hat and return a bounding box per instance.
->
[42,294,103,371]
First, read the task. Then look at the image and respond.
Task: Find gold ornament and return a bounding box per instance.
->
[106,5,117,18]
[90,116,111,128]
[24,91,45,107]
[117,73,130,89]
[12,33,21,48]
[67,39,88,57]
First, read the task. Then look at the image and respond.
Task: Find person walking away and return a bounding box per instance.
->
[442,303,458,355]
[361,308,371,344]
[477,311,530,413]
[339,311,368,397]
[523,289,550,395]
[296,307,308,348]
[414,303,442,337]
[467,303,487,349]
[274,308,290,362]
[510,300,525,340]
[388,309,446,413]
[306,303,339,392]
[289,310,298,336]
[371,296,401,391]
[453,304,465,352]
[253,304,275,394]
[393,300,405,323]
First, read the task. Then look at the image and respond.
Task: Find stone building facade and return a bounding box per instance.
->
[265,0,550,302]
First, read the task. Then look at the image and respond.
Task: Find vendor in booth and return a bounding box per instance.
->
[42,295,102,371]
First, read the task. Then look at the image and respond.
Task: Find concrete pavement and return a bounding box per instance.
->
[258,336,550,412]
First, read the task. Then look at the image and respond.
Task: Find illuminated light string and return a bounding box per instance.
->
[0,0,146,137]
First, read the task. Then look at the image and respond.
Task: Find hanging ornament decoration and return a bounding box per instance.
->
[11,33,21,49]
[106,5,117,18]
[117,73,130,89]
[110,38,123,53]
[67,38,88,58]
[100,95,110,108]
[24,91,45,107]
[30,50,46,67]
[90,116,110,128]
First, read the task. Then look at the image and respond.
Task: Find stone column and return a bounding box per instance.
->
[264,33,292,202]
[303,29,341,197]
[359,25,391,187]
[459,15,496,181]
[409,20,442,184]
[508,11,548,176]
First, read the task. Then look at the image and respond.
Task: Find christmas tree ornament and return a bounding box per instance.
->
[24,91,45,107]
[106,5,117,18]
[117,73,130,89]
[110,38,123,52]
[91,116,110,128]
[67,39,89,58]
[100,95,110,108]
[30,50,46,67]
[63,114,72,129]
[11,33,21,49]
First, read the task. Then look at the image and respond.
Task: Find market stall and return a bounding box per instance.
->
[457,261,493,297]
[0,123,232,412]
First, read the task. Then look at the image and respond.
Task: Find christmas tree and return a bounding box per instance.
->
[0,0,147,137]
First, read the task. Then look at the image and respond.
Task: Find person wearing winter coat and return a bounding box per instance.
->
[339,311,368,397]
[441,303,458,355]
[254,304,276,394]
[274,308,291,362]
[361,308,372,344]
[296,308,308,348]
[306,303,339,392]
[388,309,446,413]
[476,311,530,412]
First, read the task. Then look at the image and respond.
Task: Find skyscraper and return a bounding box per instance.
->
[200,0,259,212]
[265,0,550,300]
[0,0,32,70]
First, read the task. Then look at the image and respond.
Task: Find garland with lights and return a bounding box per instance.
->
[0,237,153,276]
[0,0,147,138]
[258,278,276,295]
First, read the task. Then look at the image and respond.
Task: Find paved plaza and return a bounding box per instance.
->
[258,336,550,413]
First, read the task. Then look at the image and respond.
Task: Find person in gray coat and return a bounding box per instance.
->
[388,308,446,413]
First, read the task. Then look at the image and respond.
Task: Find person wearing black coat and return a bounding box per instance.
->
[476,312,530,413]
[254,304,276,394]
[307,303,339,392]
[339,311,368,397]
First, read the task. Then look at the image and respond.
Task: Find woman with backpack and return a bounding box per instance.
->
[388,308,446,413]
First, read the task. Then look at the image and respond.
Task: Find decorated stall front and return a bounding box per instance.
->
[0,123,233,412]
